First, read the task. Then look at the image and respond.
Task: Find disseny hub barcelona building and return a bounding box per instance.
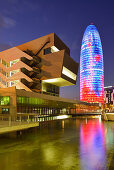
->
[0,33,100,116]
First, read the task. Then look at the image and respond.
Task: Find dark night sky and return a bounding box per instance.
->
[0,0,114,100]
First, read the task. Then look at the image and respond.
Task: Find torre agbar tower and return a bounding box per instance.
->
[80,24,104,103]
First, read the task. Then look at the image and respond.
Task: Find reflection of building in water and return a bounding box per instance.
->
[80,120,106,169]
[62,120,64,129]
[75,103,100,114]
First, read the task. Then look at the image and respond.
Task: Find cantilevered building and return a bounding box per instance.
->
[0,33,100,116]
[80,24,104,104]
[0,33,78,95]
[0,33,85,116]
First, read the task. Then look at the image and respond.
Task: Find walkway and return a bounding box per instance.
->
[0,115,39,134]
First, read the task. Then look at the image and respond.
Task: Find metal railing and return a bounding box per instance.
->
[0,114,39,128]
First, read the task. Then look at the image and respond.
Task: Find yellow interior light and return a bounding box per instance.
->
[51,46,59,53]
[42,78,75,86]
[43,78,58,83]
[62,66,76,80]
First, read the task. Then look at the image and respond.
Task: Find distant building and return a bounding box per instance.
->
[104,86,114,105]
[80,24,104,103]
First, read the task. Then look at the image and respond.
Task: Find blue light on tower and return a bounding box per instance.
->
[80,24,104,103]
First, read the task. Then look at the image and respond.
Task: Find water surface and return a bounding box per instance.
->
[0,117,113,170]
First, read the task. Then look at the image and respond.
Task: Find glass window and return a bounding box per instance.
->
[2,108,9,114]
[44,48,51,55]
[0,59,9,67]
[16,96,44,106]
[17,96,22,104]
[10,69,19,76]
[0,96,10,105]
[10,80,19,86]
[10,59,19,67]
[44,46,59,55]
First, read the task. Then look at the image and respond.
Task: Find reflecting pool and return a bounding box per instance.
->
[0,117,114,170]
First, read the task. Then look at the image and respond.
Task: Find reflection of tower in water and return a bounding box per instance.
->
[80,120,106,169]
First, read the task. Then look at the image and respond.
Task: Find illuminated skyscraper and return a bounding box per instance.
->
[80,24,104,103]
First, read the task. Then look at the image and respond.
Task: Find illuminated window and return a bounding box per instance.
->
[16,96,43,105]
[10,80,19,86]
[10,59,19,67]
[44,46,59,55]
[0,58,9,67]
[44,48,51,55]
[62,66,76,80]
[2,108,9,114]
[0,96,10,105]
[10,69,19,76]
[0,67,8,77]
[51,46,59,53]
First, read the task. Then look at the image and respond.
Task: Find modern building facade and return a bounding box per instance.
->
[0,87,100,116]
[80,24,104,104]
[0,33,100,116]
[0,33,78,96]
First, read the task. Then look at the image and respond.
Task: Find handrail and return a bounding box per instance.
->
[0,114,39,128]
[35,38,50,56]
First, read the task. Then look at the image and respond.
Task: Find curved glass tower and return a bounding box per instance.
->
[80,24,104,103]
